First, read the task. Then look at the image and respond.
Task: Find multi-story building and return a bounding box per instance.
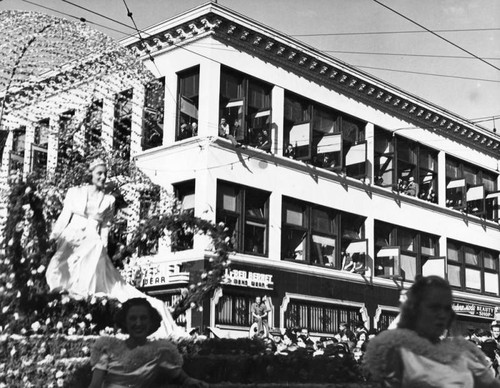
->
[3,3,500,337]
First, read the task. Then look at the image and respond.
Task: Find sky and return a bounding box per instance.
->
[2,0,499,132]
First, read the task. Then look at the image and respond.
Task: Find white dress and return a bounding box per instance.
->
[363,328,496,388]
[45,185,179,337]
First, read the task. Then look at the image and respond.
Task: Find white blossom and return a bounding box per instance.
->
[31,321,41,332]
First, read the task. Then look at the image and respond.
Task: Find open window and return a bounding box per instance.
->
[342,239,367,274]
[31,119,49,175]
[313,132,342,170]
[345,141,367,179]
[422,256,446,278]
[375,246,401,279]
[219,67,272,147]
[374,127,394,188]
[446,178,466,209]
[466,184,485,215]
[143,78,164,148]
[10,126,26,173]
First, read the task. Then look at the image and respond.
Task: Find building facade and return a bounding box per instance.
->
[3,3,500,338]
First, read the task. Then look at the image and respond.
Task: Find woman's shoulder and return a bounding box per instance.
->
[90,336,126,365]
[151,339,183,366]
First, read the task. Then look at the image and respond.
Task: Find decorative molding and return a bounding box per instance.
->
[373,304,399,329]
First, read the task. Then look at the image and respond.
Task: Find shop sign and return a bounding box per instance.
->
[223,268,274,290]
[140,264,190,288]
[453,301,495,319]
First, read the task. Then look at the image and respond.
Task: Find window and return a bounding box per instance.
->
[10,126,25,173]
[215,293,251,327]
[375,128,438,203]
[285,300,362,334]
[374,127,394,187]
[113,89,133,160]
[137,188,160,257]
[220,67,272,149]
[284,92,367,178]
[177,69,199,141]
[216,181,269,255]
[58,110,76,167]
[445,156,498,220]
[375,221,439,281]
[0,130,8,162]
[172,180,195,252]
[282,198,337,266]
[31,118,49,175]
[378,311,398,331]
[85,100,102,149]
[447,240,499,295]
[143,78,164,149]
[340,212,367,273]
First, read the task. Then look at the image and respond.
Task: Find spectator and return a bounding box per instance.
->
[178,122,192,140]
[491,322,500,347]
[219,117,240,147]
[284,143,296,158]
[250,296,270,338]
[191,121,198,136]
[404,176,418,196]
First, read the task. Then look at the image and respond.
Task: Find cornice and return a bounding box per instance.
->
[126,5,500,158]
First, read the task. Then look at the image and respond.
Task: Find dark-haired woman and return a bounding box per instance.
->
[89,298,208,388]
[364,275,500,387]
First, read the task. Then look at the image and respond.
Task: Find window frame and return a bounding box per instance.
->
[219,66,272,148]
[216,180,270,256]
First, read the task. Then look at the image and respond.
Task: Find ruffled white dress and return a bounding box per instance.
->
[90,337,183,388]
[45,185,178,336]
[363,328,496,388]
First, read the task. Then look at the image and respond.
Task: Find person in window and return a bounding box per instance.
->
[341,252,354,271]
[284,143,296,159]
[219,117,240,147]
[191,121,198,136]
[255,130,270,151]
[404,176,418,196]
[178,122,192,140]
[364,275,500,387]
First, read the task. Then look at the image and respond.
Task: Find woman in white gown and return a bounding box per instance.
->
[45,159,178,337]
[363,275,500,388]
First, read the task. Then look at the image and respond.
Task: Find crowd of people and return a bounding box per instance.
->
[261,322,376,364]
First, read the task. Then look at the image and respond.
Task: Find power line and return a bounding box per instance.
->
[21,0,127,35]
[120,0,175,103]
[31,1,500,129]
[186,42,500,83]
[353,64,500,83]
[62,0,137,32]
[323,49,500,61]
[292,27,500,37]
[372,0,500,73]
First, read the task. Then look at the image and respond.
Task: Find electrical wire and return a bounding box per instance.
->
[353,65,500,83]
[21,0,128,35]
[372,0,500,73]
[14,1,500,131]
[292,27,500,37]
[61,0,137,32]
[322,49,500,62]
